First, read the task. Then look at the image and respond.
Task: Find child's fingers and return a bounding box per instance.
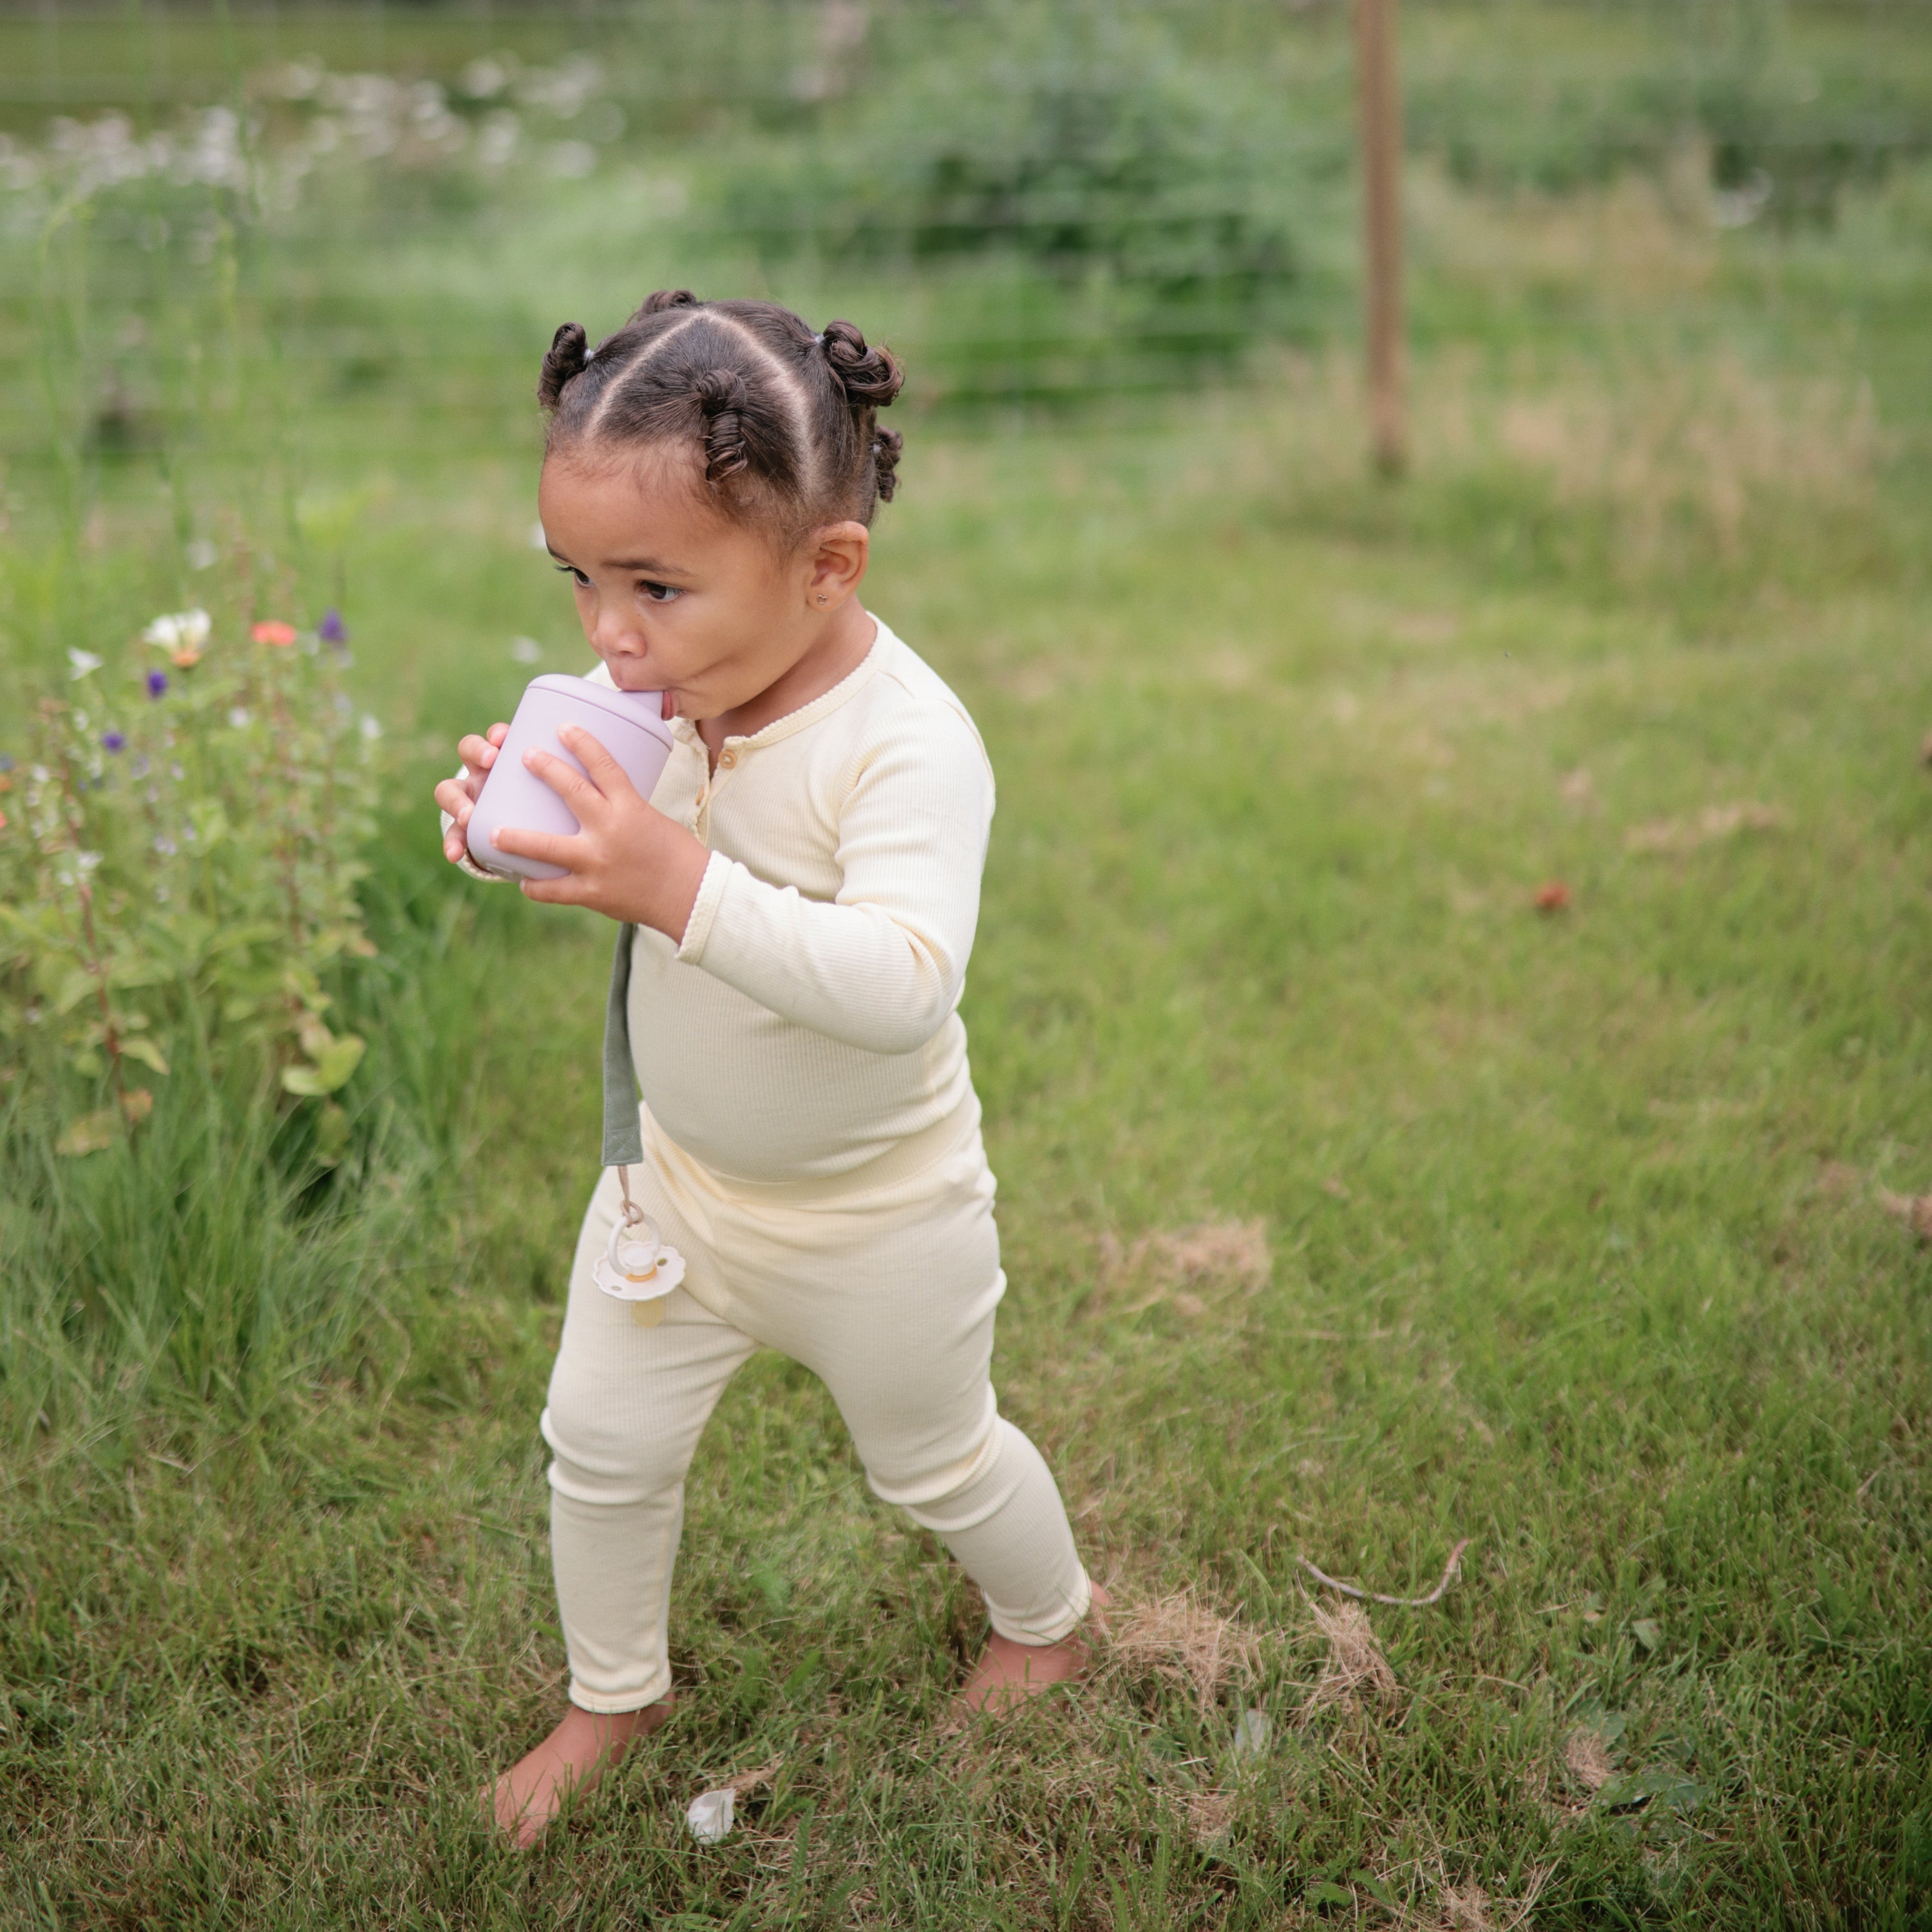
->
[433,777,476,822]
[518,871,588,906]
[457,732,500,775]
[556,724,641,803]
[490,823,582,872]
[522,744,607,815]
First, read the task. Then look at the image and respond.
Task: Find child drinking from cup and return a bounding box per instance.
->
[435,292,1100,1844]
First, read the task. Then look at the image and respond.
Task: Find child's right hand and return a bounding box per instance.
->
[434,723,510,865]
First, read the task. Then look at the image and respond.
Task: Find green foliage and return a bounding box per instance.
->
[0,594,379,1150]
[713,5,1310,395]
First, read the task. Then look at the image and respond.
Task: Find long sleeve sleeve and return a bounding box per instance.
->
[672,708,992,1055]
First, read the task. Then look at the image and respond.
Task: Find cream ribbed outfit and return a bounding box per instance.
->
[491,618,1089,1713]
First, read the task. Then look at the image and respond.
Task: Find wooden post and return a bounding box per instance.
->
[1354,0,1406,477]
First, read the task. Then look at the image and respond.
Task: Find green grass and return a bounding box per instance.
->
[5,5,1932,1926]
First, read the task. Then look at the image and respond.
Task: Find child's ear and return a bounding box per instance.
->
[805,521,870,610]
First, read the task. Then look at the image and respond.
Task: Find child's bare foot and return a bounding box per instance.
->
[957,1582,1111,1715]
[488,1697,673,1846]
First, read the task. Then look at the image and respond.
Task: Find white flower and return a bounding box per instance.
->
[68,649,103,678]
[510,636,543,664]
[144,608,211,650]
[185,538,218,571]
[228,706,251,728]
[75,849,102,873]
[359,714,383,741]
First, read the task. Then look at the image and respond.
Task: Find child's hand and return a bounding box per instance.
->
[434,723,510,865]
[495,723,712,943]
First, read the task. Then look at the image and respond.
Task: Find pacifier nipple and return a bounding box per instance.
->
[614,1235,659,1281]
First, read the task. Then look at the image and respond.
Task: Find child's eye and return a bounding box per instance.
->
[554,564,591,589]
[640,581,683,604]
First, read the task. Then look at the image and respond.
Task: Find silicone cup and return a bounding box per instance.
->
[465,674,677,881]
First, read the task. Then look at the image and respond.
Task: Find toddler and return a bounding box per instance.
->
[435,291,1099,1845]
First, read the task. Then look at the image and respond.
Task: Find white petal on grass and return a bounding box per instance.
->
[68,649,103,678]
[686,1786,735,1844]
[511,636,544,664]
[359,714,383,741]
[229,707,251,729]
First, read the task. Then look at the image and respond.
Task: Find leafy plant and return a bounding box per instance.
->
[0,587,380,1157]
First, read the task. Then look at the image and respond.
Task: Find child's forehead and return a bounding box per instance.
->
[539,448,731,553]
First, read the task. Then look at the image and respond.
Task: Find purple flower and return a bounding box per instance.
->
[102,732,126,753]
[317,608,348,645]
[146,670,169,699]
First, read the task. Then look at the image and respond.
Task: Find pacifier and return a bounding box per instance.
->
[591,1170,686,1327]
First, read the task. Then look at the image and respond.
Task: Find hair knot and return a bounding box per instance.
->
[871,428,904,502]
[821,319,904,409]
[692,367,752,487]
[537,322,591,410]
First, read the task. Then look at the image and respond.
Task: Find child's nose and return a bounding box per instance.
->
[591,605,643,654]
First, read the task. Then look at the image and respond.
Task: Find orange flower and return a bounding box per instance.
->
[252,620,299,647]
[1533,880,1571,913]
[171,645,204,669]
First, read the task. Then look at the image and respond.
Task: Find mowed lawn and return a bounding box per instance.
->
[5,176,1931,1925]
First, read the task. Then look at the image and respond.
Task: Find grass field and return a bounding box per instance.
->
[3,4,1931,1926]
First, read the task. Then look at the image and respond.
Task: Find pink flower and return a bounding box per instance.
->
[252,620,299,647]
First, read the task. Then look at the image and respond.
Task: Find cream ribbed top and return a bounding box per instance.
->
[571,618,992,1183]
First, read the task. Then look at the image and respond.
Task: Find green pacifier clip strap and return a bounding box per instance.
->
[602,923,644,1169]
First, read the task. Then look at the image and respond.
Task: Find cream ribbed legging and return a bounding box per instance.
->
[539,1099,1092,1714]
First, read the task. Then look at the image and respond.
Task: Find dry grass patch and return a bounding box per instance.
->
[1104,1589,1262,1717]
[1564,1727,1613,1792]
[1099,1217,1271,1316]
[1624,801,1790,855]
[1300,1598,1399,1719]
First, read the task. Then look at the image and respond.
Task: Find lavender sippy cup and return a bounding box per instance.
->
[465,674,678,881]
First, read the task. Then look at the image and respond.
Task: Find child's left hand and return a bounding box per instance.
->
[493,724,712,943]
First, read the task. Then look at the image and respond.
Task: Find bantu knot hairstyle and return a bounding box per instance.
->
[535,292,906,538]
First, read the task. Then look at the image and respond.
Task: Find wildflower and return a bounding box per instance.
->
[359,713,383,741]
[68,649,103,679]
[229,707,251,729]
[252,619,298,647]
[511,636,543,664]
[147,670,169,699]
[102,731,126,753]
[145,608,210,668]
[153,833,178,855]
[1533,880,1571,913]
[144,608,210,651]
[317,607,348,644]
